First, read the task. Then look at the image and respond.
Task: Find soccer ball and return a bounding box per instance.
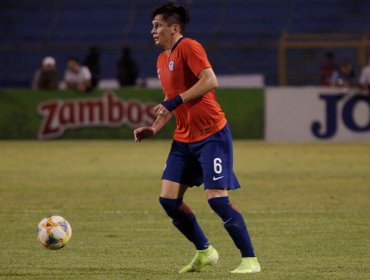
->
[37,215,72,250]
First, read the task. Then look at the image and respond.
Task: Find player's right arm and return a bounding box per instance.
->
[133,112,172,142]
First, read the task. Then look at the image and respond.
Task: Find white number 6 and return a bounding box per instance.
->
[213,158,222,174]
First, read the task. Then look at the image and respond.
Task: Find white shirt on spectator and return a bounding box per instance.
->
[359,65,370,87]
[64,66,91,86]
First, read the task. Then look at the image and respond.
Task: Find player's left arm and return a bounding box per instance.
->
[155,67,217,115]
[180,67,218,102]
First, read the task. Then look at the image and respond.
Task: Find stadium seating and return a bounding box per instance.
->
[0,0,369,87]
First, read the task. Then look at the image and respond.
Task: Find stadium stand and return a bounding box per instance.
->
[0,0,369,87]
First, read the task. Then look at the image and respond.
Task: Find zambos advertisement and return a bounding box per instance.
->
[0,88,264,140]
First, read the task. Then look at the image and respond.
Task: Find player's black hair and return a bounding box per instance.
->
[151,2,190,33]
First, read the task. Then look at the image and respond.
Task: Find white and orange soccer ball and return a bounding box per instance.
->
[37,215,72,250]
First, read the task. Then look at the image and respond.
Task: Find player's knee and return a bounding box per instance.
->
[208,196,229,213]
[208,196,237,223]
[159,197,182,218]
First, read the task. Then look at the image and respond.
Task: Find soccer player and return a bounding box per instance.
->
[133,2,261,274]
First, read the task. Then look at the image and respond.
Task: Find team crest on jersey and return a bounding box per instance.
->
[169,61,174,71]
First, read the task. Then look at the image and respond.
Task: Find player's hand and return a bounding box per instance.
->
[133,127,155,142]
[153,104,170,117]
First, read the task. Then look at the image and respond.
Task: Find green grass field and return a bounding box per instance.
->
[0,140,369,279]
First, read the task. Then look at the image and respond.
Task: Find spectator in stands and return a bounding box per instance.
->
[64,57,92,92]
[319,51,337,86]
[83,46,101,89]
[359,56,370,93]
[117,47,139,87]
[32,56,59,90]
[330,60,355,88]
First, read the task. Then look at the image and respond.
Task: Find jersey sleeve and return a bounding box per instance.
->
[182,40,211,78]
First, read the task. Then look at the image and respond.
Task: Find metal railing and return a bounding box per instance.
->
[278,32,370,85]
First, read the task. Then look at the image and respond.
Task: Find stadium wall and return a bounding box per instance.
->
[0,88,263,140]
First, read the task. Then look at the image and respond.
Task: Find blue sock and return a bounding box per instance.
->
[159,197,209,250]
[208,196,255,257]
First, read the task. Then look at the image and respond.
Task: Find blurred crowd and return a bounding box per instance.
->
[32,48,370,93]
[32,46,139,92]
[319,51,370,93]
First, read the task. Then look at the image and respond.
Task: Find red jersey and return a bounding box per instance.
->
[157,37,227,143]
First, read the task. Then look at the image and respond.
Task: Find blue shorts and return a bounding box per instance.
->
[162,124,241,190]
